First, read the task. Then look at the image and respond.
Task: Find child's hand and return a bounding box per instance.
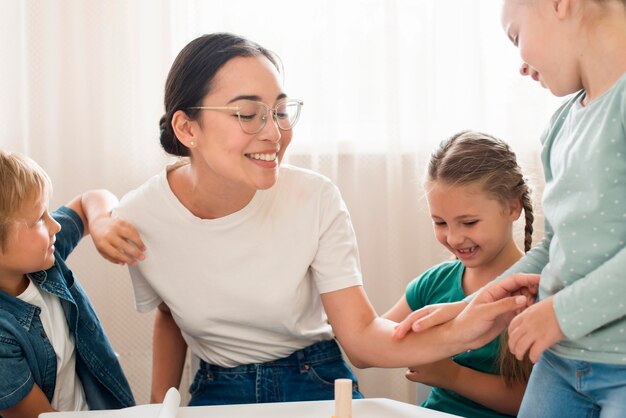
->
[90,214,146,265]
[405,358,461,388]
[508,296,564,363]
[392,301,467,340]
[448,273,541,350]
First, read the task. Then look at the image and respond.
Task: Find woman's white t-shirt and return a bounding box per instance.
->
[115,163,363,367]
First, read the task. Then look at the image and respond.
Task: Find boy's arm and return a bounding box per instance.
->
[65,190,145,265]
[406,358,526,416]
[0,385,54,418]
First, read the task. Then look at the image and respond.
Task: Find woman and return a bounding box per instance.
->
[110,32,537,406]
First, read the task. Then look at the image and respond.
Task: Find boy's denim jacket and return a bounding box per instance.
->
[0,206,135,411]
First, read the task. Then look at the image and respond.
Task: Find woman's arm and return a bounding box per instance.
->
[322,274,538,368]
[406,358,526,416]
[150,303,188,404]
[0,384,54,418]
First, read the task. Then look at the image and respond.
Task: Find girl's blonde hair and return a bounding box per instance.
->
[427,130,533,384]
[0,150,52,251]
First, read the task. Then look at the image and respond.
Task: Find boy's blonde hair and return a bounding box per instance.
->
[0,150,52,251]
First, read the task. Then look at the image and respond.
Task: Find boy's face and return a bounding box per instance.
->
[0,194,61,294]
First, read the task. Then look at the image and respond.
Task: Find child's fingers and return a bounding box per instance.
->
[478,274,540,303]
[95,241,131,265]
[528,340,549,364]
[115,221,146,251]
[392,306,442,340]
[507,320,533,360]
[392,319,414,340]
[411,310,447,332]
[473,295,527,326]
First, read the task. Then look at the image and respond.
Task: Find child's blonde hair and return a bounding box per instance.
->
[427,130,533,385]
[0,150,52,251]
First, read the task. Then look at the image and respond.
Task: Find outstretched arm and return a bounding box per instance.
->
[322,276,536,368]
[65,189,145,265]
[0,384,54,418]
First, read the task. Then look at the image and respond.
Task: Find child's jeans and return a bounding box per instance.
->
[519,349,626,418]
[188,339,363,405]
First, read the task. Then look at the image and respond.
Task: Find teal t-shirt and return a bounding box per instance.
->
[406,260,513,418]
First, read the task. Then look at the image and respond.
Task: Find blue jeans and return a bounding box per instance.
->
[188,339,363,405]
[519,350,626,418]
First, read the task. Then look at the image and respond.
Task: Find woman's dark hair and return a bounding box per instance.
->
[159,33,281,156]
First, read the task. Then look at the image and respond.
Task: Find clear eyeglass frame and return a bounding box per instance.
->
[187,98,304,134]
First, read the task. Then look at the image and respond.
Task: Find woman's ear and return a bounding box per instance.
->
[172,110,198,149]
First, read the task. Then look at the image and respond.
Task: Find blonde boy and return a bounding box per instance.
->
[0,150,141,417]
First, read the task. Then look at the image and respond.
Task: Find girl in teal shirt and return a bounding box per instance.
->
[385,131,533,417]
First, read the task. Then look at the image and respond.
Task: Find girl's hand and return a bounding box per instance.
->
[508,296,564,363]
[449,274,541,349]
[89,214,146,265]
[405,357,461,388]
[392,301,467,340]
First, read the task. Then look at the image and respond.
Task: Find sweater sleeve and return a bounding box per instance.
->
[553,244,626,340]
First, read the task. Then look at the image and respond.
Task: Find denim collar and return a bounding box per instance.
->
[0,258,74,331]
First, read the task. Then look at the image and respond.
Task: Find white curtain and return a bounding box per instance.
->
[1,0,560,405]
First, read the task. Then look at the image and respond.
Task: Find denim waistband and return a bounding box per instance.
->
[198,339,343,373]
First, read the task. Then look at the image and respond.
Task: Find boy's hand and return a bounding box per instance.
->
[392,301,467,340]
[508,296,564,363]
[405,357,461,388]
[90,214,145,265]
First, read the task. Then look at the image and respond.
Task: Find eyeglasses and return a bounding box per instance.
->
[187,99,304,134]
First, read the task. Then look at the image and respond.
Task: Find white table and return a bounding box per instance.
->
[41,398,461,418]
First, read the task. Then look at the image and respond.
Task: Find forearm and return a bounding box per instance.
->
[0,384,54,418]
[338,313,465,368]
[325,283,532,369]
[66,189,119,237]
[554,244,626,339]
[151,308,187,403]
[446,367,526,416]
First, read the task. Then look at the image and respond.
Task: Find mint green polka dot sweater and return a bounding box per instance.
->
[502,72,626,364]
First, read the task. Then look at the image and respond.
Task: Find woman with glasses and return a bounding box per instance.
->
[109,32,539,406]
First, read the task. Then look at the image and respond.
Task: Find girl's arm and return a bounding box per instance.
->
[406,358,526,416]
[0,385,54,418]
[381,295,412,322]
[150,303,187,404]
[65,189,145,265]
[321,277,535,368]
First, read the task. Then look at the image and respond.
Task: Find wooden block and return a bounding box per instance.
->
[333,378,352,418]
